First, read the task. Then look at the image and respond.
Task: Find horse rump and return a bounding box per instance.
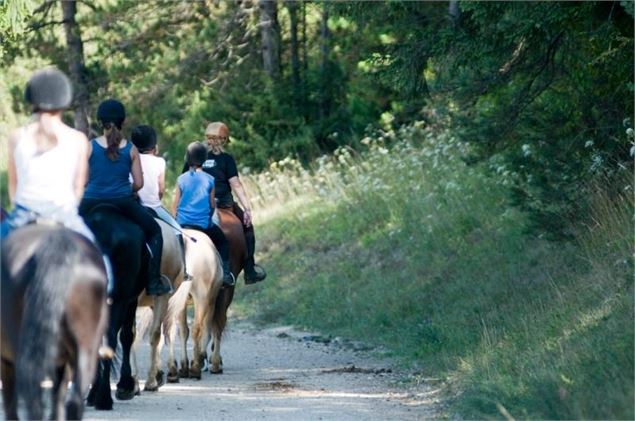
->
[0,225,108,420]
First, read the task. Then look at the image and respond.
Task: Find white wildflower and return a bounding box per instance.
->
[521,144,531,157]
[584,140,594,148]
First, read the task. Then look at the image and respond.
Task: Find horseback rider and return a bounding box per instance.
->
[78,99,172,296]
[1,68,94,242]
[183,122,266,284]
[130,124,192,280]
[173,142,236,286]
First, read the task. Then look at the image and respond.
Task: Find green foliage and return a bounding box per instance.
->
[235,124,634,419]
[2,1,632,237]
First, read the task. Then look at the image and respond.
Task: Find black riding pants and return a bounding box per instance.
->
[79,196,163,282]
[224,202,255,260]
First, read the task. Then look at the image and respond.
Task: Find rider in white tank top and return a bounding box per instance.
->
[13,127,81,213]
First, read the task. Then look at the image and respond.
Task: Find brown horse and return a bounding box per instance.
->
[206,208,247,374]
[1,224,108,420]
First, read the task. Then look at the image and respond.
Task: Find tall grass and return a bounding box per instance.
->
[235,123,634,420]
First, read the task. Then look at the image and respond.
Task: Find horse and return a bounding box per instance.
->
[1,224,108,420]
[162,228,223,380]
[82,205,148,410]
[204,208,246,374]
[131,218,190,391]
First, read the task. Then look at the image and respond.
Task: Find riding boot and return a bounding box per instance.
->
[145,235,172,296]
[243,230,266,284]
[177,234,193,281]
[221,259,236,287]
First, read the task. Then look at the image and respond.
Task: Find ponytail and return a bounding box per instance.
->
[104,122,123,161]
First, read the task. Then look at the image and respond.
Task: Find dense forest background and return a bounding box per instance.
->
[1,0,633,237]
[1,1,634,419]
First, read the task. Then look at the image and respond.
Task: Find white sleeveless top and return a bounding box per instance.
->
[137,153,166,209]
[13,128,81,212]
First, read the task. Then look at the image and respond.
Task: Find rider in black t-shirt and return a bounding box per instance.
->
[182,122,266,284]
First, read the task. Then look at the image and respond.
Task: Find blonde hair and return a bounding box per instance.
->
[205,122,228,137]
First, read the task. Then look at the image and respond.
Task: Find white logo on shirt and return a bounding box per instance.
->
[202,159,216,168]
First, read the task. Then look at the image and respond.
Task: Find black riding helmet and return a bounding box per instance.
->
[131,125,157,152]
[186,142,208,167]
[96,99,126,129]
[24,68,73,112]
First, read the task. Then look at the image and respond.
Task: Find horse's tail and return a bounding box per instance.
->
[210,249,228,340]
[16,231,80,407]
[164,280,193,335]
[135,307,154,342]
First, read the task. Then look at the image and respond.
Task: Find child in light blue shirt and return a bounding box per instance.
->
[173,142,234,286]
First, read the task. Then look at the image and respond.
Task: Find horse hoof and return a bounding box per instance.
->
[167,374,180,383]
[144,383,158,392]
[115,388,136,401]
[156,370,165,388]
[210,366,223,374]
[189,367,202,380]
[95,398,113,411]
[178,367,189,378]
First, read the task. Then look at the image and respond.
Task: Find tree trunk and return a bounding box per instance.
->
[319,3,330,120]
[259,0,280,79]
[287,1,300,93]
[301,1,308,75]
[61,0,90,136]
[448,0,460,27]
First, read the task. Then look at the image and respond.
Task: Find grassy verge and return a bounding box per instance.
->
[232,125,633,420]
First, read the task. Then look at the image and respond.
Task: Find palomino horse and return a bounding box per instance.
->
[131,218,190,391]
[82,206,147,410]
[203,208,246,374]
[163,228,224,380]
[1,224,108,420]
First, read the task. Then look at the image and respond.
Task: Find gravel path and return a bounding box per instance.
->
[79,322,442,421]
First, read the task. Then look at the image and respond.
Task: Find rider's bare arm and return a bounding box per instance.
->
[172,186,181,217]
[130,146,144,192]
[73,129,90,202]
[228,176,253,226]
[7,129,19,203]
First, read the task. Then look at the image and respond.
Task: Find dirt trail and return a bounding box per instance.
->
[81,321,442,421]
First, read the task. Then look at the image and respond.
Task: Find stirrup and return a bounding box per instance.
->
[222,272,236,288]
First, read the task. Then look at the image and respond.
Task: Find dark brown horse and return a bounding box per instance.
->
[206,208,247,373]
[1,224,108,420]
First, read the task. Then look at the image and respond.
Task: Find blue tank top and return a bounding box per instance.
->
[83,139,133,199]
[176,170,215,229]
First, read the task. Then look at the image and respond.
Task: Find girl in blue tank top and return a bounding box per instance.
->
[78,99,171,296]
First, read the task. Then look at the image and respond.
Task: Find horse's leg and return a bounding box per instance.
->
[210,288,232,374]
[50,364,67,421]
[145,295,168,391]
[177,306,190,379]
[93,353,114,410]
[165,319,179,383]
[116,302,138,400]
[64,345,89,421]
[189,294,208,380]
[1,358,18,420]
